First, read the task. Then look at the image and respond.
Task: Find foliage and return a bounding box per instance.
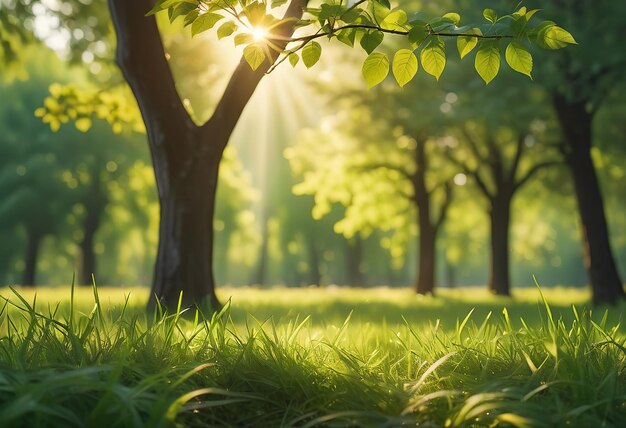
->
[0,285,625,426]
[149,0,575,86]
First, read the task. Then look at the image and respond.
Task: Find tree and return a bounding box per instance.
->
[4,0,573,310]
[286,94,454,293]
[530,0,626,304]
[444,123,559,295]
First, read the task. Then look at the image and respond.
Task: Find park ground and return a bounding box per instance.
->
[0,286,625,427]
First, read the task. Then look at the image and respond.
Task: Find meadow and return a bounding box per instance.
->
[0,285,624,427]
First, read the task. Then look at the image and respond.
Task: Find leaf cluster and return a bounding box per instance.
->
[148,0,575,87]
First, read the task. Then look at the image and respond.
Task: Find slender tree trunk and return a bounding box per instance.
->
[553,96,624,304]
[413,140,438,295]
[488,196,511,296]
[346,237,364,286]
[80,211,98,286]
[80,169,105,286]
[416,224,436,295]
[22,227,43,287]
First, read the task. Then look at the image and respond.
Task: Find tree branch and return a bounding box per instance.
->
[443,149,493,200]
[461,126,487,163]
[280,24,514,44]
[514,161,562,191]
[108,0,195,156]
[508,132,527,184]
[204,0,309,149]
[352,162,414,182]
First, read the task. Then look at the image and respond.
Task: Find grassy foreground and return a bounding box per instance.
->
[0,286,625,427]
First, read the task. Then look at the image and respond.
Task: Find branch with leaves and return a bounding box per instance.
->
[149,0,575,88]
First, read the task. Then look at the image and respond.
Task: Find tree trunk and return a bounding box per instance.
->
[488,196,511,296]
[346,237,364,286]
[413,139,437,295]
[553,96,624,304]
[108,0,306,312]
[148,152,222,311]
[80,169,105,286]
[22,227,42,287]
[416,224,436,295]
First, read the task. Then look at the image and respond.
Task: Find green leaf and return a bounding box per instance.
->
[382,10,407,31]
[243,43,266,70]
[505,41,532,77]
[362,52,389,88]
[217,22,238,39]
[183,10,199,27]
[191,13,224,37]
[475,41,500,84]
[146,0,179,16]
[483,8,497,23]
[457,28,481,59]
[271,0,289,8]
[288,53,299,68]
[302,41,322,68]
[319,4,345,21]
[374,0,391,9]
[392,49,418,87]
[234,33,253,46]
[336,28,357,47]
[169,2,196,23]
[407,25,427,46]
[442,12,460,25]
[360,30,384,54]
[420,37,446,80]
[538,25,577,49]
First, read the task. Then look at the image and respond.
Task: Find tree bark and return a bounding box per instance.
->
[107,0,306,312]
[150,149,223,311]
[488,196,511,296]
[80,168,105,286]
[412,139,441,295]
[346,236,365,286]
[553,95,624,304]
[416,224,436,294]
[22,227,42,287]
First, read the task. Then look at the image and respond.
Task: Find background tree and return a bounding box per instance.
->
[530,0,626,304]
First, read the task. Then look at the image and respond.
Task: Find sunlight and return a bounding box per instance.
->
[251,27,269,41]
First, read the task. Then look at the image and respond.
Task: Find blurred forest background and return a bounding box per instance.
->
[1,0,625,293]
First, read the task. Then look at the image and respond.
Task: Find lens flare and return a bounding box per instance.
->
[251,27,269,41]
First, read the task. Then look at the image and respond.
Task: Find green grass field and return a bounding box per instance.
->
[0,286,625,427]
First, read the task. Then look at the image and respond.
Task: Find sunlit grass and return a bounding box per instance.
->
[0,285,624,426]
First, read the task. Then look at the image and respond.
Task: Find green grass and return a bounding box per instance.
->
[0,285,625,427]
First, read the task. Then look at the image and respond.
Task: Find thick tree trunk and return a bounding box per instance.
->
[108,0,306,311]
[149,151,222,311]
[488,197,511,296]
[22,227,42,287]
[553,96,624,304]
